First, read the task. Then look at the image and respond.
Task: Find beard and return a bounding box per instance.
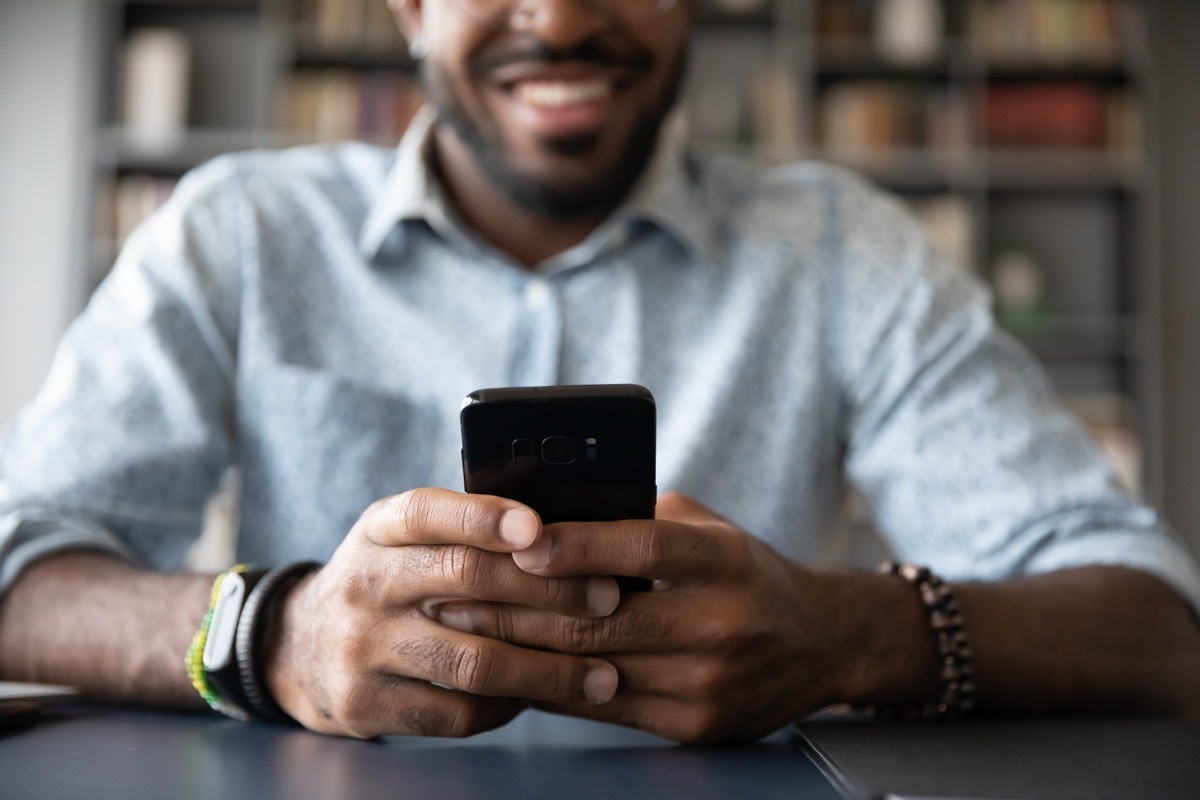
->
[420,40,688,222]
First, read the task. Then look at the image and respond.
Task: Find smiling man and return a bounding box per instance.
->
[2,0,1200,744]
[411,0,689,264]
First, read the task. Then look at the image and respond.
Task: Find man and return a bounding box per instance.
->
[1,0,1199,744]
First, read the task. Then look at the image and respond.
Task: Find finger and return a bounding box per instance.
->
[387,617,620,706]
[512,518,728,582]
[358,487,542,552]
[390,546,619,617]
[654,491,733,526]
[436,591,693,654]
[300,673,526,739]
[533,695,718,744]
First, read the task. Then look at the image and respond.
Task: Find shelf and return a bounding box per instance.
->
[697,6,776,29]
[289,29,414,71]
[97,127,298,174]
[815,37,1138,83]
[121,0,263,18]
[980,59,1138,83]
[1003,316,1140,361]
[801,148,1142,192]
[97,126,414,173]
[809,148,979,189]
[815,39,964,79]
[983,150,1144,191]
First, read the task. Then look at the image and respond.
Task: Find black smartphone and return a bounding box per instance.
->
[460,384,656,590]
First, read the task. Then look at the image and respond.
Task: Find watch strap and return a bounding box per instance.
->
[234,561,322,725]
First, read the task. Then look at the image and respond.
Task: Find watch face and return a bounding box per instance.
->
[202,573,247,672]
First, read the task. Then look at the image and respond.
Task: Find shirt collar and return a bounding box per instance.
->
[359,106,713,263]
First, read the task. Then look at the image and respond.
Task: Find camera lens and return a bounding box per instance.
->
[512,439,536,466]
[540,436,576,465]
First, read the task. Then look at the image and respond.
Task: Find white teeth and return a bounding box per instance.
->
[515,80,612,108]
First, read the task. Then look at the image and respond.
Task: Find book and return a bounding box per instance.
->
[120,28,192,151]
[277,70,425,143]
[983,82,1132,150]
[968,0,1124,64]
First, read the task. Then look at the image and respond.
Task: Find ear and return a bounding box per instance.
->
[387,0,425,48]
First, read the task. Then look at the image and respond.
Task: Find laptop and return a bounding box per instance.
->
[0,681,77,730]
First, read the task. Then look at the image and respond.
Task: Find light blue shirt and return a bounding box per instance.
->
[2,109,1197,742]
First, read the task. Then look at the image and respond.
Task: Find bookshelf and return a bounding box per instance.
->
[90,0,1160,505]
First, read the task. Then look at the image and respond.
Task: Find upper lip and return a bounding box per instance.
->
[487,61,643,90]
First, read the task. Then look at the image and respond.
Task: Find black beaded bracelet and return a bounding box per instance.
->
[234,561,322,725]
[875,562,976,722]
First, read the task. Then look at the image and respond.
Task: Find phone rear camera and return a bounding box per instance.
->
[512,439,536,466]
[541,436,576,465]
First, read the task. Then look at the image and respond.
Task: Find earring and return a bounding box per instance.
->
[408,36,428,60]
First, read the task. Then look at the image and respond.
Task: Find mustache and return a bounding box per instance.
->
[468,37,654,77]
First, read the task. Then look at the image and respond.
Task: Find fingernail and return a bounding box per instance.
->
[583,664,618,705]
[512,536,552,571]
[587,577,620,616]
[438,608,474,633]
[500,508,539,548]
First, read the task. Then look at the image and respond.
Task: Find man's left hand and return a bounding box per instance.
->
[435,492,841,743]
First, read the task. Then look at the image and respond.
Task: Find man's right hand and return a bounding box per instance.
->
[264,488,622,739]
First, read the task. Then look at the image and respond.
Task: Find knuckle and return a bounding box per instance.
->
[687,660,726,695]
[456,497,492,540]
[538,576,575,608]
[643,525,672,573]
[336,565,372,608]
[726,534,756,578]
[451,640,494,693]
[327,676,372,728]
[332,616,372,669]
[398,703,452,737]
[440,544,485,591]
[390,489,427,534]
[694,611,733,650]
[442,700,479,738]
[565,615,602,653]
[677,705,723,745]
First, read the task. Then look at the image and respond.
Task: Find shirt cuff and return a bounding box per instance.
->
[0,512,138,594]
[1022,527,1200,618]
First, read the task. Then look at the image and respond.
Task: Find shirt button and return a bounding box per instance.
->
[524,279,551,310]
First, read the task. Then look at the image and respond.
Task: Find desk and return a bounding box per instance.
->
[797,717,1200,800]
[0,707,839,800]
[4,708,1200,800]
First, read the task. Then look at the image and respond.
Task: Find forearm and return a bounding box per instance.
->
[831,565,1200,717]
[0,551,211,708]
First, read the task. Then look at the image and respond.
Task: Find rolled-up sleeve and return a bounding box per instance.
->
[0,157,245,593]
[833,172,1200,614]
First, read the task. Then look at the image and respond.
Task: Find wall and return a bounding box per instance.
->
[1157,0,1200,552]
[0,0,99,421]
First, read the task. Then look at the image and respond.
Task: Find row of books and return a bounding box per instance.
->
[291,0,406,48]
[910,194,975,272]
[816,82,971,156]
[815,80,1140,154]
[983,83,1140,150]
[95,174,178,256]
[816,0,1130,66]
[967,0,1129,64]
[276,70,426,144]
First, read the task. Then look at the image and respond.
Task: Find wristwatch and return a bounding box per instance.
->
[202,568,268,718]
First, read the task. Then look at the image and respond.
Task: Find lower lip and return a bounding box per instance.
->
[504,90,614,140]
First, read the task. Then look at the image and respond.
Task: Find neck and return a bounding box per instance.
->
[431,127,610,269]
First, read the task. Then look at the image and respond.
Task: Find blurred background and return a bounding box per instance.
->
[0,0,1197,552]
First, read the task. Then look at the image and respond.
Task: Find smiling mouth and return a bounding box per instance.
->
[513,78,615,108]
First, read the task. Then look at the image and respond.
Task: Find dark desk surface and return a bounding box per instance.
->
[5,707,1200,800]
[797,716,1200,800]
[0,706,840,800]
